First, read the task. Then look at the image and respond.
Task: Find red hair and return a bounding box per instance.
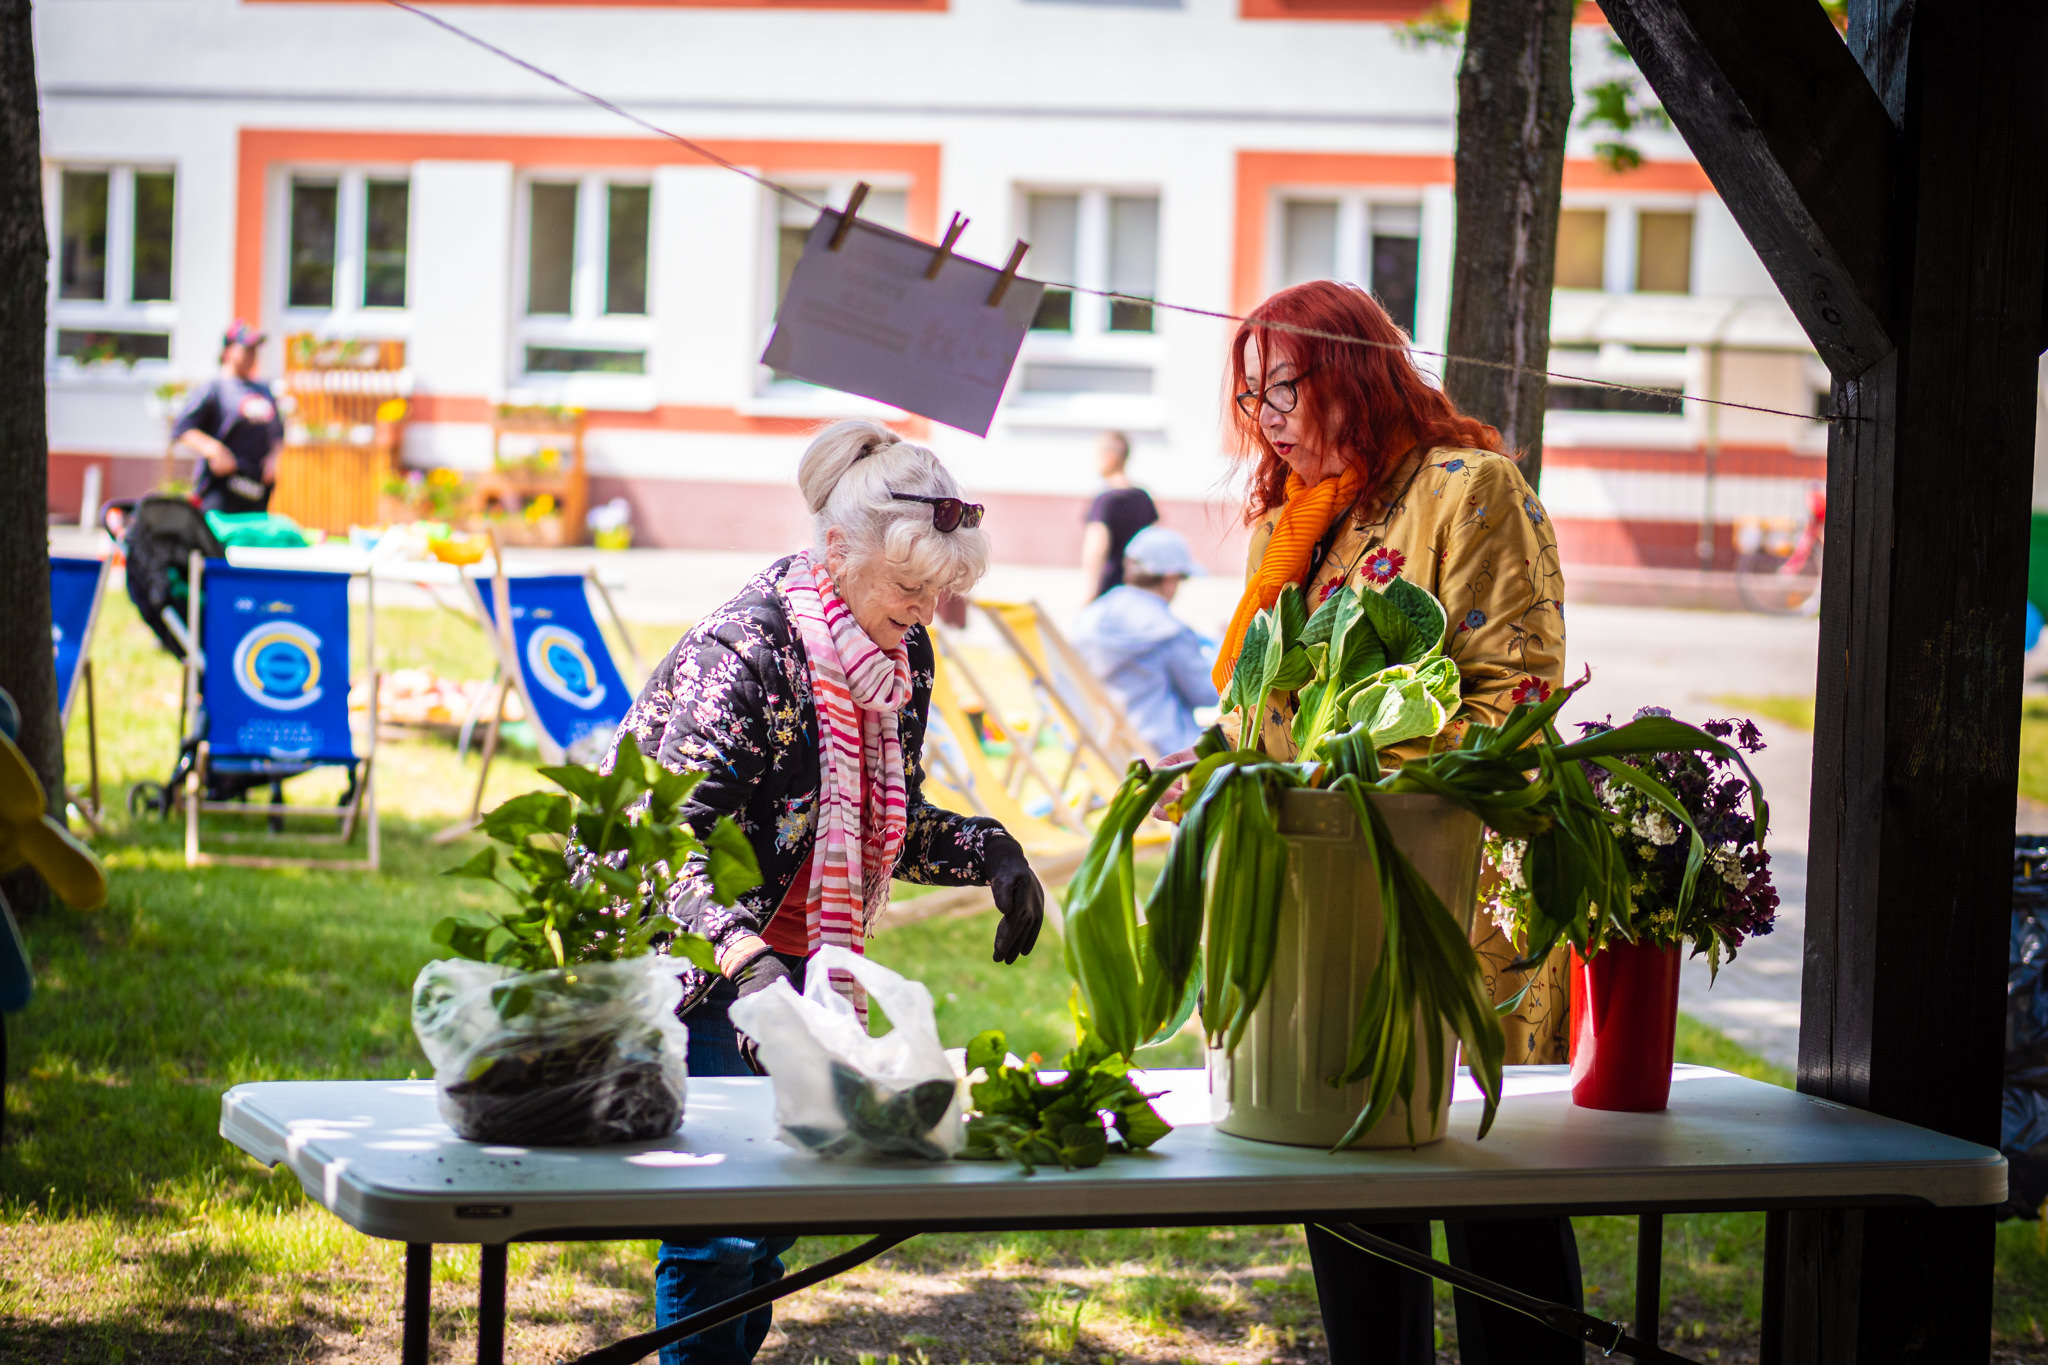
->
[1227,280,1503,523]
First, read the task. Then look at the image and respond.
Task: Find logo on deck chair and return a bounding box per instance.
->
[526,625,607,711]
[231,621,324,712]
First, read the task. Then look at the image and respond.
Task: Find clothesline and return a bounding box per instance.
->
[385,0,1847,428]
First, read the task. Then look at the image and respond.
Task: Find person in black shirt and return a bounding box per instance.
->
[1078,430,1158,599]
[175,321,286,514]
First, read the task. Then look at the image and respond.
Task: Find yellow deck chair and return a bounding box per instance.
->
[971,599,1158,820]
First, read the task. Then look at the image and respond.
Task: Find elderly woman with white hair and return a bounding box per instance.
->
[602,419,1045,1365]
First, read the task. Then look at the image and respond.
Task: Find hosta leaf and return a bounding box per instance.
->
[1383,576,1448,654]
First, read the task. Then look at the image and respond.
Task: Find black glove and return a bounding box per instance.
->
[731,951,792,1075]
[733,950,792,998]
[987,834,1045,965]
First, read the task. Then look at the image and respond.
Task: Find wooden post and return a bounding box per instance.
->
[1596,1,2048,1359]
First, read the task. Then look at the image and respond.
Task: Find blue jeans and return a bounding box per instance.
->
[656,985,799,1365]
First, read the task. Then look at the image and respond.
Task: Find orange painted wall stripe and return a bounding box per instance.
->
[233,128,941,327]
[1231,149,1715,314]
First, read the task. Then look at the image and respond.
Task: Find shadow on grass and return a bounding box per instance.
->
[0,1315,326,1365]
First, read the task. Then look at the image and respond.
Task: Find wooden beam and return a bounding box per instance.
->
[1766,2,2048,1361]
[1596,0,1897,375]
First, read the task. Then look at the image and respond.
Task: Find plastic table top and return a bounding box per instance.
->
[220,1066,2005,1246]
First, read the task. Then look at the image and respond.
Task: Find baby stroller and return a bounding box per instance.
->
[109,498,354,825]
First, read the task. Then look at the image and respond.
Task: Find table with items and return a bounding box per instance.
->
[220,1064,2004,1365]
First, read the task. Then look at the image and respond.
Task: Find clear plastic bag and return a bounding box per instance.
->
[727,945,964,1160]
[411,954,689,1145]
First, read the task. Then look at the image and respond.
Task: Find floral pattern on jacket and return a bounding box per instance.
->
[601,556,1005,1012]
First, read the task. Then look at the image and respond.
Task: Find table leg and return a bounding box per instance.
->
[1635,1212,1664,1347]
[478,1242,508,1365]
[403,1243,432,1365]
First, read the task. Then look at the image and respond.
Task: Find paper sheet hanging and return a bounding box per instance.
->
[761,210,1045,438]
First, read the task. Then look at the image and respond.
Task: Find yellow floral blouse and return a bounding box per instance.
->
[1235,446,1573,1063]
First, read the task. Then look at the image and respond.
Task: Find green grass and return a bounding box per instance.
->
[5,596,2042,1359]
[1709,692,1816,732]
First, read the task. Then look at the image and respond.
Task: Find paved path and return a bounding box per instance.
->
[1567,604,1818,1071]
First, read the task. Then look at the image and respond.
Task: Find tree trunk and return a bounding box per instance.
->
[1443,0,1576,489]
[0,0,57,919]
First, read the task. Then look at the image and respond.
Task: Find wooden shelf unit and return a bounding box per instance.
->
[478,409,587,547]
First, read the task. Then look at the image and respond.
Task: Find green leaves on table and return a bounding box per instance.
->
[431,737,759,977]
[959,1026,1173,1174]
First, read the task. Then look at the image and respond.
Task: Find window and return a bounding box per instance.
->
[516,174,655,380]
[1636,210,1695,293]
[1025,193,1079,332]
[1546,382,1681,415]
[49,164,176,372]
[288,178,339,309]
[280,170,412,322]
[1012,187,1162,403]
[1555,209,1607,290]
[362,180,410,309]
[1022,188,1159,338]
[58,170,109,301]
[1274,195,1423,333]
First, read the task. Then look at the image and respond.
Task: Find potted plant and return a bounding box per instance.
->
[411,740,762,1145]
[1484,709,1778,1111]
[1063,576,1767,1149]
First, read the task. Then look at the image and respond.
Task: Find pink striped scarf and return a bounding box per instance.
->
[776,551,912,1016]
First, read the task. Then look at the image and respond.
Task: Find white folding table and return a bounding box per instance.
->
[220,1065,2004,1364]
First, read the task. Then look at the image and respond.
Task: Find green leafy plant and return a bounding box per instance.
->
[959,1024,1173,1174]
[433,738,762,975]
[1065,576,1767,1150]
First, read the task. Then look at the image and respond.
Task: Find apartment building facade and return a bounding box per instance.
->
[38,0,1822,573]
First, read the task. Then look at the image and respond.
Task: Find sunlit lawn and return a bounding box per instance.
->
[3,596,2042,1360]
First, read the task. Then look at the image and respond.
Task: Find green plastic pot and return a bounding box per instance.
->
[1207,787,1483,1148]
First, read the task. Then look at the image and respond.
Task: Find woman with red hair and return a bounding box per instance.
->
[1214,280,1576,1364]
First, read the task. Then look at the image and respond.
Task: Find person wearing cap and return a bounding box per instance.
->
[1070,524,1216,756]
[173,321,285,514]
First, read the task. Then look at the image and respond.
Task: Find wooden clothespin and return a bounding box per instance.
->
[828,182,871,251]
[987,239,1030,307]
[925,213,969,280]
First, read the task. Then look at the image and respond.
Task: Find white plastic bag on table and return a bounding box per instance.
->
[727,944,963,1160]
[411,954,689,1145]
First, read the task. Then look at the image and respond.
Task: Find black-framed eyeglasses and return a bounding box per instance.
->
[891,492,984,532]
[1236,369,1315,419]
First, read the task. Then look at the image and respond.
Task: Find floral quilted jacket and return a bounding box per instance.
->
[601,556,1005,1013]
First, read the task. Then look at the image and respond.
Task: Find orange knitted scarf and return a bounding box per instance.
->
[1211,466,1365,693]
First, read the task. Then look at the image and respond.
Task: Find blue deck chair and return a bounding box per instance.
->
[182,555,380,871]
[49,556,111,828]
[447,564,641,833]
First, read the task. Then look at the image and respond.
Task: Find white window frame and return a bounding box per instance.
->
[749,178,912,414]
[1266,187,1429,312]
[508,171,657,407]
[273,166,415,338]
[46,161,178,380]
[1007,184,1165,425]
[1554,193,1702,296]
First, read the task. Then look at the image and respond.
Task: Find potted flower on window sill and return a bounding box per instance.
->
[1062,577,1768,1149]
[1485,709,1778,1112]
[411,740,762,1145]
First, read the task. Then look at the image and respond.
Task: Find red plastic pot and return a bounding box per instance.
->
[1568,939,1683,1111]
